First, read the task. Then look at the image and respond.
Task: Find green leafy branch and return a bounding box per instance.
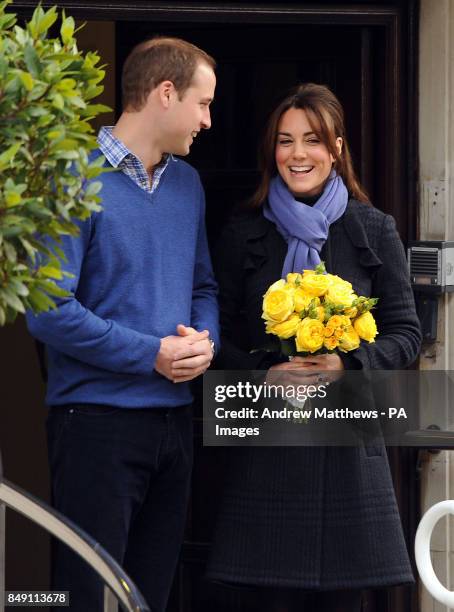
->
[0,0,111,324]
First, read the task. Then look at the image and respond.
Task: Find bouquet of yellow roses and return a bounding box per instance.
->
[262,263,378,358]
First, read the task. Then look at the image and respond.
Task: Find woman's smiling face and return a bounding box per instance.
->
[275,107,342,198]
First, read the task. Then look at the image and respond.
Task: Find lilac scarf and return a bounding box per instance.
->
[263,171,348,277]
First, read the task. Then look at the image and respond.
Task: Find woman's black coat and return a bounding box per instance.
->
[206,199,422,590]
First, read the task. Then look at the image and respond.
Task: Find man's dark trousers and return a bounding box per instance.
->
[46,403,193,612]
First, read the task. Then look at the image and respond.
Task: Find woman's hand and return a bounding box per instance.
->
[266,356,319,389]
[267,354,344,387]
[290,353,344,385]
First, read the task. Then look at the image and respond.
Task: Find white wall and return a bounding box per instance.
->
[419,1,454,609]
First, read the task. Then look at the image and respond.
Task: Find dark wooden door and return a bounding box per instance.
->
[12,2,420,610]
[116,7,419,611]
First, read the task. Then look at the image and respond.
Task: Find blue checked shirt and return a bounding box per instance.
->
[97,126,171,193]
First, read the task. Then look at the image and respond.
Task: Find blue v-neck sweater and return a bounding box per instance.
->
[26,156,220,408]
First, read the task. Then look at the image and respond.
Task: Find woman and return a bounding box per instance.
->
[206,84,421,611]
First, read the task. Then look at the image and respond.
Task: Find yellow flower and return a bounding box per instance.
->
[300,273,330,297]
[294,288,319,313]
[338,325,361,352]
[266,314,301,339]
[326,284,356,307]
[283,282,296,297]
[328,275,353,290]
[324,325,334,337]
[314,306,326,322]
[286,272,302,286]
[353,311,377,343]
[324,314,350,340]
[295,318,325,353]
[266,279,286,292]
[326,314,351,329]
[263,288,294,322]
[344,306,358,318]
[324,336,339,351]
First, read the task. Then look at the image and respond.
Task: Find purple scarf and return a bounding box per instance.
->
[263,171,348,277]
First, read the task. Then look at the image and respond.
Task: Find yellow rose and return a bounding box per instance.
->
[295,318,325,353]
[263,288,294,322]
[294,289,319,313]
[326,314,351,329]
[266,279,286,293]
[324,336,339,351]
[353,311,378,343]
[326,285,356,307]
[266,314,301,339]
[283,282,296,297]
[300,273,331,297]
[286,272,302,286]
[344,306,358,318]
[327,275,353,291]
[314,306,326,322]
[324,314,350,340]
[338,325,361,352]
[324,325,334,338]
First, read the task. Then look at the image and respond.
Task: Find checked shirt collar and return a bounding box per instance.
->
[97,125,172,194]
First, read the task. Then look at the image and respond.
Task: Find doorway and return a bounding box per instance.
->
[7,2,419,610]
[112,5,418,610]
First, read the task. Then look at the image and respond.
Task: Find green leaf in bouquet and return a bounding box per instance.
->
[324,302,335,319]
[352,296,379,314]
[307,298,322,319]
[314,261,326,275]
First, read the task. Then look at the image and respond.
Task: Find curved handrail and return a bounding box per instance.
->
[0,477,149,612]
[415,500,454,607]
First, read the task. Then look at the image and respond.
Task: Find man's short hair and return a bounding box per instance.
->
[122,36,216,110]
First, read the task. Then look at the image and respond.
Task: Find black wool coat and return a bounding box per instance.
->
[206,199,422,590]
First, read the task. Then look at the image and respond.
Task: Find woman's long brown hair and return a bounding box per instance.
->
[249,83,369,207]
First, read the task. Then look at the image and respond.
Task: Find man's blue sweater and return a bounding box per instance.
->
[26,156,220,408]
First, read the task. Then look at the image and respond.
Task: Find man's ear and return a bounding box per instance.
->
[157,80,176,109]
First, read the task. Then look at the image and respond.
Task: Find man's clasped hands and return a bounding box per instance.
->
[155,324,214,383]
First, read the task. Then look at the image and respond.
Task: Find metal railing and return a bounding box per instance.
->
[409,429,454,607]
[0,454,149,612]
[415,500,454,607]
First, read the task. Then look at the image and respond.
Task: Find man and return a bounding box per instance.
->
[26,37,219,611]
